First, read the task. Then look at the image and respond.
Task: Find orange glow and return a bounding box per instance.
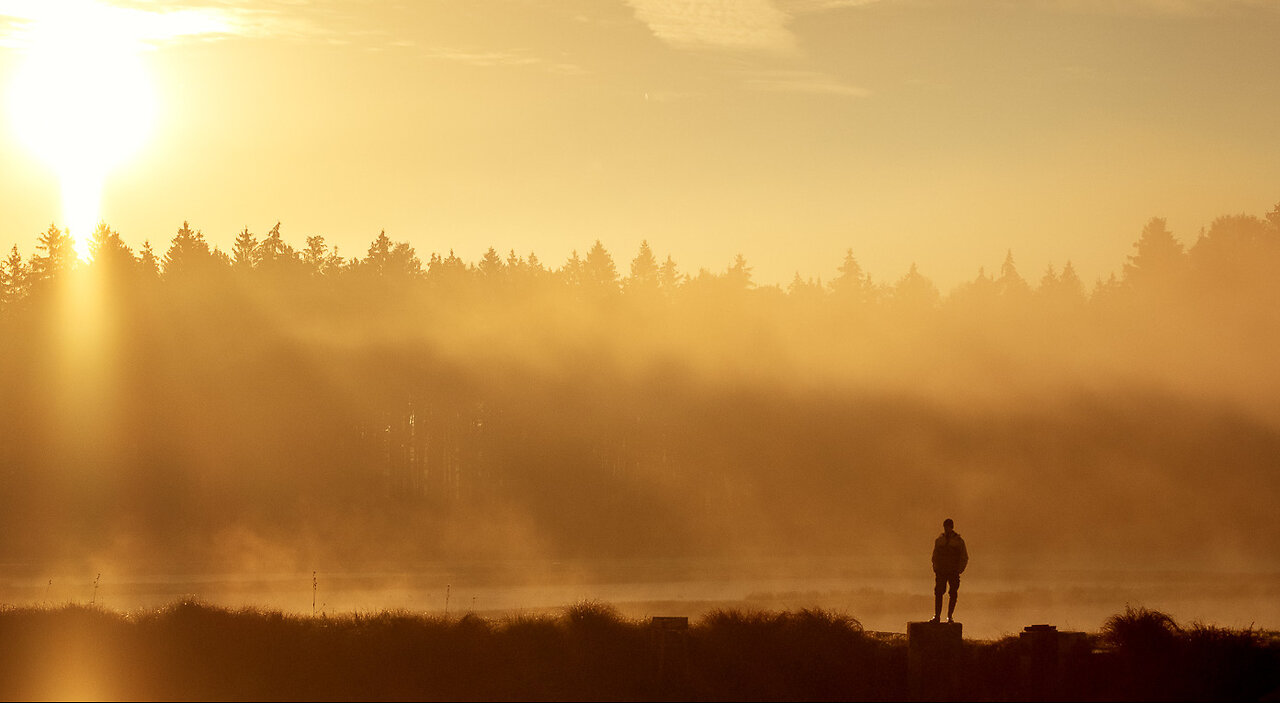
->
[7,0,156,259]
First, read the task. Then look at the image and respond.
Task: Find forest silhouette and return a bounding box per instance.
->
[1,205,1278,574]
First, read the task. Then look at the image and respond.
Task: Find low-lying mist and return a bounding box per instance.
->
[1,211,1278,585]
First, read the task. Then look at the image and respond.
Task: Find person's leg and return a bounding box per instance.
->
[933,574,945,621]
[946,574,960,621]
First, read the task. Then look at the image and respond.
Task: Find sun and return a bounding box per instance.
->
[6,0,157,260]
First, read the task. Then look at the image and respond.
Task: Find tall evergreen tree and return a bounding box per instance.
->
[479,247,505,279]
[830,249,873,303]
[88,223,134,273]
[1058,261,1085,301]
[363,230,394,277]
[31,223,77,282]
[996,249,1030,298]
[1091,272,1123,304]
[724,253,753,290]
[138,241,160,279]
[948,266,1000,315]
[658,255,682,294]
[626,240,659,293]
[425,249,467,290]
[788,272,823,300]
[892,262,939,310]
[233,227,258,271]
[256,222,295,271]
[560,250,584,288]
[1123,217,1186,286]
[359,231,422,280]
[1189,214,1273,286]
[1038,264,1058,292]
[1,245,30,306]
[1035,263,1084,306]
[211,246,233,268]
[584,240,619,292]
[388,241,423,279]
[162,221,214,278]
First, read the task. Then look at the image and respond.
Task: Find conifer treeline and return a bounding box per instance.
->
[0,205,1278,572]
[3,203,1278,305]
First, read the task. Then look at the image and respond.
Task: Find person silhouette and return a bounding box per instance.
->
[930,518,968,623]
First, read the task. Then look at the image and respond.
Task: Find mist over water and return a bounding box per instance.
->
[1,211,1278,634]
[3,562,1277,640]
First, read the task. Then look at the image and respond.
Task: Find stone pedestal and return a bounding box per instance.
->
[1018,624,1092,700]
[650,616,689,698]
[907,621,963,701]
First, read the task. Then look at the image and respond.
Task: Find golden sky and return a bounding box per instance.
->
[1,0,1278,287]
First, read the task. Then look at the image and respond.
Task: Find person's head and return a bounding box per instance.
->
[943,518,954,533]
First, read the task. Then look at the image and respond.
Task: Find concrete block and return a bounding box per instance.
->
[907,621,964,701]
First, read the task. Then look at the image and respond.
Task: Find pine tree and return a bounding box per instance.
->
[560,250,584,288]
[1,245,30,306]
[1036,262,1084,306]
[388,241,422,279]
[138,241,160,278]
[233,227,258,271]
[788,271,805,295]
[1058,261,1085,300]
[626,240,659,292]
[893,262,939,310]
[425,249,467,289]
[162,221,214,277]
[996,249,1030,298]
[31,223,77,282]
[658,255,682,294]
[584,240,619,292]
[256,222,295,270]
[724,253,753,290]
[788,272,823,300]
[1037,263,1059,293]
[88,223,134,272]
[1123,217,1185,285]
[830,249,873,303]
[363,230,394,277]
[1189,214,1272,287]
[1091,272,1123,304]
[479,247,505,279]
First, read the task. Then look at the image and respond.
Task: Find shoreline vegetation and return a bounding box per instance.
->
[0,600,1275,700]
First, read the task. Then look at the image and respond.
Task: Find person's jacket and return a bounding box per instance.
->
[932,532,968,575]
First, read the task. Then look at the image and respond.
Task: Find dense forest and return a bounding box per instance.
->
[1,205,1278,575]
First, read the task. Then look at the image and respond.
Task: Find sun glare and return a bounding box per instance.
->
[7,0,157,260]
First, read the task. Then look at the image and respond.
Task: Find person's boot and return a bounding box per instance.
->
[947,595,956,623]
[931,593,942,622]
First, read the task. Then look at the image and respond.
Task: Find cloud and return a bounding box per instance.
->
[781,0,884,11]
[0,2,587,76]
[624,0,797,52]
[0,0,315,48]
[1029,0,1280,16]
[741,68,869,97]
[420,47,588,76]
